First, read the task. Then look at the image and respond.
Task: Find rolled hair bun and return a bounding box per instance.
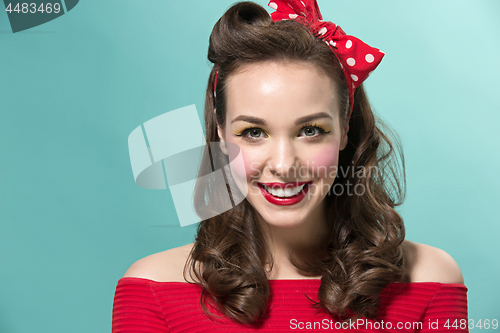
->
[208,1,322,65]
[208,2,272,64]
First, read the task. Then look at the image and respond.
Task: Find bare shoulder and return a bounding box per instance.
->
[403,239,464,284]
[122,242,196,282]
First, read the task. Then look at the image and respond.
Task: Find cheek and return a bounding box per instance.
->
[307,144,339,179]
[227,144,261,186]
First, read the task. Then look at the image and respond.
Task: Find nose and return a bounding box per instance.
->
[267,137,300,178]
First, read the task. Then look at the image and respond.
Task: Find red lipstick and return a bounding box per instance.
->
[258,181,312,206]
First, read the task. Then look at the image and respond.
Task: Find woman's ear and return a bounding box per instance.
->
[214,109,228,155]
[340,123,349,151]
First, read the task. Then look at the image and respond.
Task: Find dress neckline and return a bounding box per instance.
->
[118,276,466,288]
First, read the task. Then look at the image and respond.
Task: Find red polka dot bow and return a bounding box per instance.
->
[268,0,384,119]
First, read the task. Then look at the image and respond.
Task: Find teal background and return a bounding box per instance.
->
[1,0,498,331]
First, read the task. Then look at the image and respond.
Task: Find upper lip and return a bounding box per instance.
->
[258,181,312,189]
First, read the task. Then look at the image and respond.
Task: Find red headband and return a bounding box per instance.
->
[213,64,219,105]
[269,0,384,119]
[213,0,384,119]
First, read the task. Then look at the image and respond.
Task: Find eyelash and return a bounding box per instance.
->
[235,123,331,143]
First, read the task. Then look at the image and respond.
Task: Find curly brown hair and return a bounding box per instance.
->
[184,1,407,325]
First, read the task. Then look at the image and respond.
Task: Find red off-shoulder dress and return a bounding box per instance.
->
[112,277,468,332]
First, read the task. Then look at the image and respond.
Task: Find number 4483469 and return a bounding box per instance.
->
[445,319,499,330]
[5,3,62,14]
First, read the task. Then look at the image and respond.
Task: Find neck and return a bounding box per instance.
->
[259,201,331,280]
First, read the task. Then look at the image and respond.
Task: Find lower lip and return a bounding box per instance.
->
[259,183,311,206]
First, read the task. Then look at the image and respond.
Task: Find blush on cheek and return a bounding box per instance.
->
[309,145,340,178]
[227,146,259,188]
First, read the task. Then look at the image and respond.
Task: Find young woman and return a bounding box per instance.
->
[112,1,468,332]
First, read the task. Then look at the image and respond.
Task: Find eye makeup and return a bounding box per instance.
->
[299,123,331,137]
[234,126,268,138]
[234,122,331,143]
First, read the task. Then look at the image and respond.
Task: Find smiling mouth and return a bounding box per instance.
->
[258,182,311,198]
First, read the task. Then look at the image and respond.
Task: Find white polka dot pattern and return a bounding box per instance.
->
[267,0,385,119]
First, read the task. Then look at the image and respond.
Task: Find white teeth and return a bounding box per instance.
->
[263,184,306,198]
[275,188,285,197]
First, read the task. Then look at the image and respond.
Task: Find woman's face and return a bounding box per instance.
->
[218,60,348,228]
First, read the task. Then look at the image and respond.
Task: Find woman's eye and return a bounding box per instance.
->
[299,126,322,137]
[238,128,267,141]
[248,129,264,138]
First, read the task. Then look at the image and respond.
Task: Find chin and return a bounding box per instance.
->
[258,211,309,229]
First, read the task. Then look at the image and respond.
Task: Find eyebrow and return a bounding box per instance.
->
[231,112,333,126]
